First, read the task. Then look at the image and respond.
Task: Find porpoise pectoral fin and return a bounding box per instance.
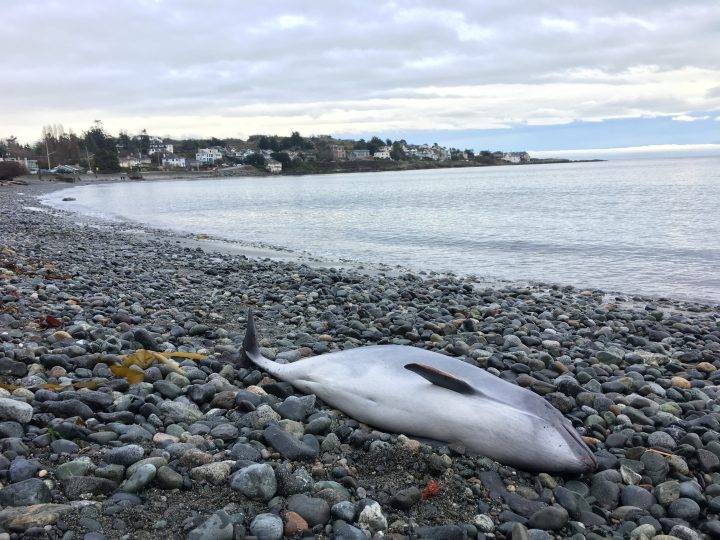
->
[404,363,476,395]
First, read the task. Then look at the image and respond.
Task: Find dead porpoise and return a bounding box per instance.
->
[241,310,596,474]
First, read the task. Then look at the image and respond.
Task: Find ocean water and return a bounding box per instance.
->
[42,157,720,304]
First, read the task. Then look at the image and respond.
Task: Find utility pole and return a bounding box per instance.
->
[45,138,52,170]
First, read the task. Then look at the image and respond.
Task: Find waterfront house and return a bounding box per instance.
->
[162,154,186,168]
[119,157,141,169]
[502,152,530,164]
[196,148,223,163]
[349,149,371,160]
[149,141,174,155]
[266,159,282,173]
[373,146,391,159]
[330,145,347,160]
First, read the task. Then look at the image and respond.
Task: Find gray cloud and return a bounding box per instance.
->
[2,0,719,141]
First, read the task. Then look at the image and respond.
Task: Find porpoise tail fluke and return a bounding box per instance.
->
[241,309,283,377]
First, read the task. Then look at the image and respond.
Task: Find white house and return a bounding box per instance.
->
[502,152,530,164]
[149,142,174,155]
[373,146,391,159]
[196,148,223,163]
[349,149,370,160]
[119,157,141,168]
[265,159,282,173]
[162,154,186,168]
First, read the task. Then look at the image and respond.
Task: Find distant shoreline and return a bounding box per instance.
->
[19,156,606,185]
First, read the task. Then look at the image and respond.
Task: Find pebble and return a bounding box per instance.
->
[187,510,234,540]
[249,513,283,540]
[0,478,51,506]
[0,397,33,423]
[0,185,719,539]
[287,493,330,526]
[104,445,145,466]
[230,463,277,501]
[357,501,387,533]
[120,463,157,493]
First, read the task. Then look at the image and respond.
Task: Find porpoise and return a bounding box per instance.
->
[241,310,596,474]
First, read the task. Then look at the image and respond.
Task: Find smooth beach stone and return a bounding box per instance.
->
[0,397,33,423]
[120,463,157,493]
[249,513,283,540]
[55,459,93,481]
[230,463,277,501]
[187,510,234,540]
[287,493,331,526]
[104,444,145,466]
[0,478,51,506]
[155,465,184,490]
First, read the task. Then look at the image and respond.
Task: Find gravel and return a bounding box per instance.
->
[0,179,718,539]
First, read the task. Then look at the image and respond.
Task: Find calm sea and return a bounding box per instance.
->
[42,157,720,304]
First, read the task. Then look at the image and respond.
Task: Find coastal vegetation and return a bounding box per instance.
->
[1,122,575,178]
[0,161,27,181]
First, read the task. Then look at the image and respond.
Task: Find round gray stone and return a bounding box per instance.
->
[249,513,283,540]
[0,398,33,423]
[104,444,145,466]
[230,463,277,501]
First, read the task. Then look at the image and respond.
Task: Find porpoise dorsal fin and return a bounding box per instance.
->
[404,363,476,395]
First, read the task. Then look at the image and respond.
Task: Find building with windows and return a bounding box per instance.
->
[162,155,186,168]
[196,148,223,163]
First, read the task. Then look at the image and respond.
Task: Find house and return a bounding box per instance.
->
[265,159,282,173]
[149,141,174,155]
[196,148,223,163]
[502,152,530,164]
[162,154,186,168]
[330,145,347,160]
[349,149,370,160]
[120,157,141,169]
[373,146,391,159]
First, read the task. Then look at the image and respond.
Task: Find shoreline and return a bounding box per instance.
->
[1,180,719,539]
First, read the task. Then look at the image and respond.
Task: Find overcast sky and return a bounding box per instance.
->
[2,0,719,155]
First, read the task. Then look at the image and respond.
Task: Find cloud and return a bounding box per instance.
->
[1,0,719,145]
[540,17,579,32]
[671,114,710,122]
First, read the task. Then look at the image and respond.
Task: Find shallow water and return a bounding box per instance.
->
[42,157,720,303]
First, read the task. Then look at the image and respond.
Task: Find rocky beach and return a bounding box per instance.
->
[1,179,719,540]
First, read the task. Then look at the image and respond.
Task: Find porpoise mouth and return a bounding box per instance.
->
[562,423,598,473]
